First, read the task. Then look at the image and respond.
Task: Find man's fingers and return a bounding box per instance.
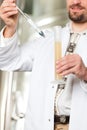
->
[4,0,16,3]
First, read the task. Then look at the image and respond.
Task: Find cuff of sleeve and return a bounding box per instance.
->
[0,26,17,47]
[80,80,87,92]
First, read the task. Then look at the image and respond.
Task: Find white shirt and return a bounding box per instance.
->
[0,23,87,130]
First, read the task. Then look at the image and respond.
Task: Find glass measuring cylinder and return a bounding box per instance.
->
[54,26,62,80]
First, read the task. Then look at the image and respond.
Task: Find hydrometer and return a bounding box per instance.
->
[17,6,45,38]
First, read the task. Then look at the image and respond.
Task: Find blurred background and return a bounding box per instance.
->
[0,0,69,130]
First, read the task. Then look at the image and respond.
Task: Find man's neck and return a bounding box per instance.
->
[71,22,87,33]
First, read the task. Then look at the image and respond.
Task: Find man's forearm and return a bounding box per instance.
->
[3,26,16,38]
[83,68,87,82]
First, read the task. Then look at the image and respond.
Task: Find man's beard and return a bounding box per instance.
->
[68,12,87,23]
[68,12,85,23]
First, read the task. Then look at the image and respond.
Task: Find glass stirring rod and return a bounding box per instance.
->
[17,6,45,38]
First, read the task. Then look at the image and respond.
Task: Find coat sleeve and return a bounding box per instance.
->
[0,28,34,71]
[0,27,53,71]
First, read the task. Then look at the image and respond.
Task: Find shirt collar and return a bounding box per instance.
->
[66,21,87,36]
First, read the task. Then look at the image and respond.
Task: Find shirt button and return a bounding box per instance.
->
[48,119,51,122]
[83,33,86,35]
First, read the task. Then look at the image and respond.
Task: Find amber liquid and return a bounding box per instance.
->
[55,42,62,80]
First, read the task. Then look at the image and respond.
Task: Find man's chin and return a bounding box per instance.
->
[69,13,84,23]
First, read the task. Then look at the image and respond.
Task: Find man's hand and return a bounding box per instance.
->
[56,54,87,81]
[0,0,18,37]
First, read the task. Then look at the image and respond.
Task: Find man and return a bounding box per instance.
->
[0,0,87,130]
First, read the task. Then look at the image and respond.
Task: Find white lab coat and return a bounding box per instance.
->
[0,23,87,130]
